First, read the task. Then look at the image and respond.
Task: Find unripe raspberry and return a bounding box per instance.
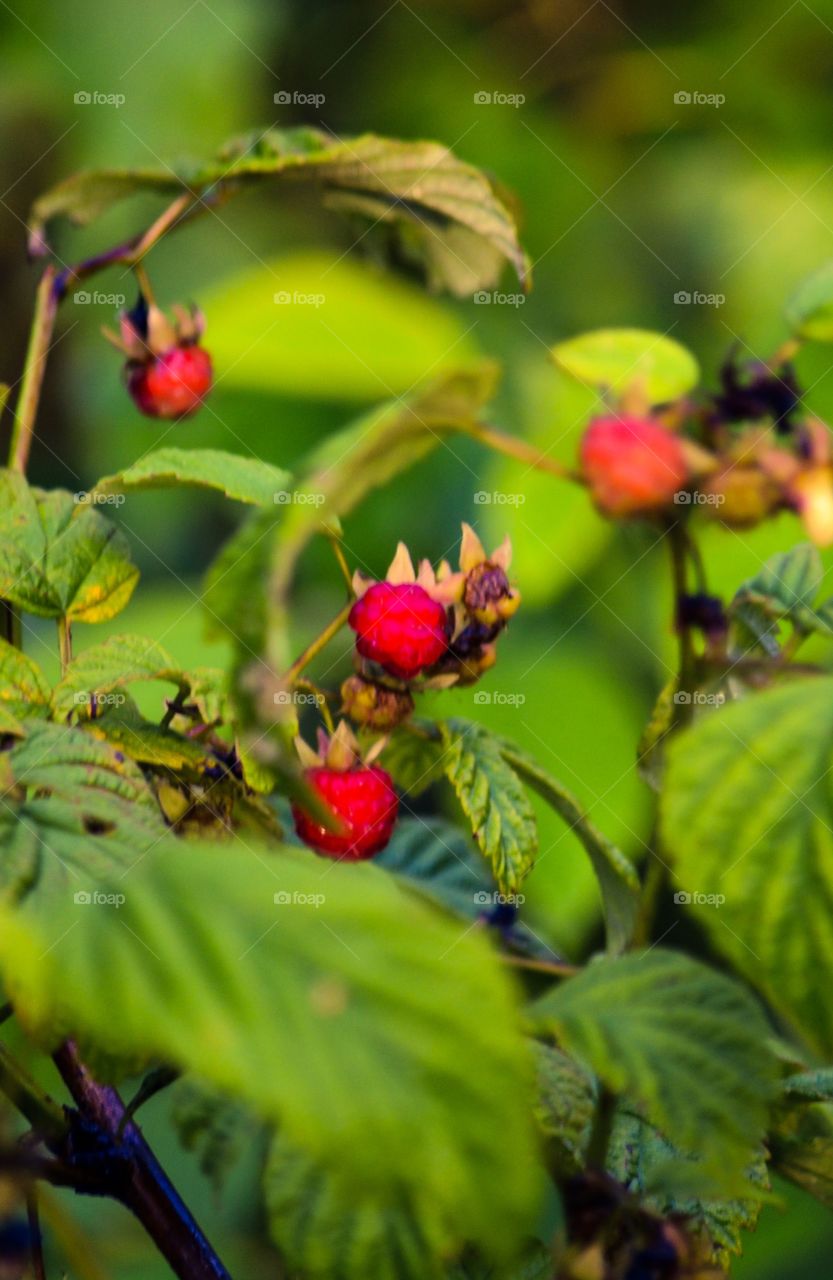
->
[292,764,398,859]
[127,344,213,420]
[340,674,414,730]
[580,415,689,517]
[348,581,449,680]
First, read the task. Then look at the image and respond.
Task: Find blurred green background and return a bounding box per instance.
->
[2,0,833,1273]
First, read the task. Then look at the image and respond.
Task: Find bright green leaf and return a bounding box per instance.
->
[51,634,187,718]
[0,638,51,721]
[785,260,833,341]
[551,329,699,405]
[92,448,291,506]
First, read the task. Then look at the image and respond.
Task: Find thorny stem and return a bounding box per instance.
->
[52,1042,232,1280]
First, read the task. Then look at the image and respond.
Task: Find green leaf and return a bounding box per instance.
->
[0,638,51,721]
[92,448,291,506]
[83,701,214,772]
[439,719,538,895]
[269,365,499,614]
[785,260,833,341]
[530,950,777,1173]
[551,329,699,405]
[379,725,446,797]
[375,816,497,918]
[51,634,187,719]
[497,739,639,954]
[202,506,279,654]
[201,251,482,402]
[0,842,540,1262]
[0,720,166,905]
[0,472,138,622]
[770,1096,833,1209]
[661,677,833,1056]
[532,1042,594,1176]
[730,543,831,643]
[31,129,529,295]
[607,1108,768,1266]
[783,1069,833,1102]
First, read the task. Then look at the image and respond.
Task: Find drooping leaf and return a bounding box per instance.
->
[0,472,138,622]
[551,329,699,405]
[51,634,187,718]
[607,1108,768,1267]
[31,128,529,296]
[0,842,540,1263]
[0,638,51,721]
[661,677,833,1056]
[171,1079,258,1191]
[438,719,538,895]
[785,260,833,341]
[530,950,777,1174]
[92,448,291,507]
[497,738,639,954]
[0,720,166,905]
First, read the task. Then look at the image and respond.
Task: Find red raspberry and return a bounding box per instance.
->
[128,344,213,420]
[292,765,398,859]
[348,582,449,680]
[580,415,688,517]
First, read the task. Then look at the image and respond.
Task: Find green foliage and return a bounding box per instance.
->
[729,543,833,650]
[607,1108,768,1266]
[0,638,51,722]
[0,472,138,622]
[530,950,777,1175]
[92,448,291,506]
[171,1078,257,1191]
[51,634,187,717]
[0,720,166,905]
[0,842,540,1262]
[30,128,529,296]
[662,677,833,1056]
[551,329,699,405]
[532,1042,594,1176]
[785,259,833,341]
[374,816,497,917]
[439,718,538,895]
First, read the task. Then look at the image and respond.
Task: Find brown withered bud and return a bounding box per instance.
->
[340,674,415,731]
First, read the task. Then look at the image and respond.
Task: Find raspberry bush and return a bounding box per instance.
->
[1,126,833,1280]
